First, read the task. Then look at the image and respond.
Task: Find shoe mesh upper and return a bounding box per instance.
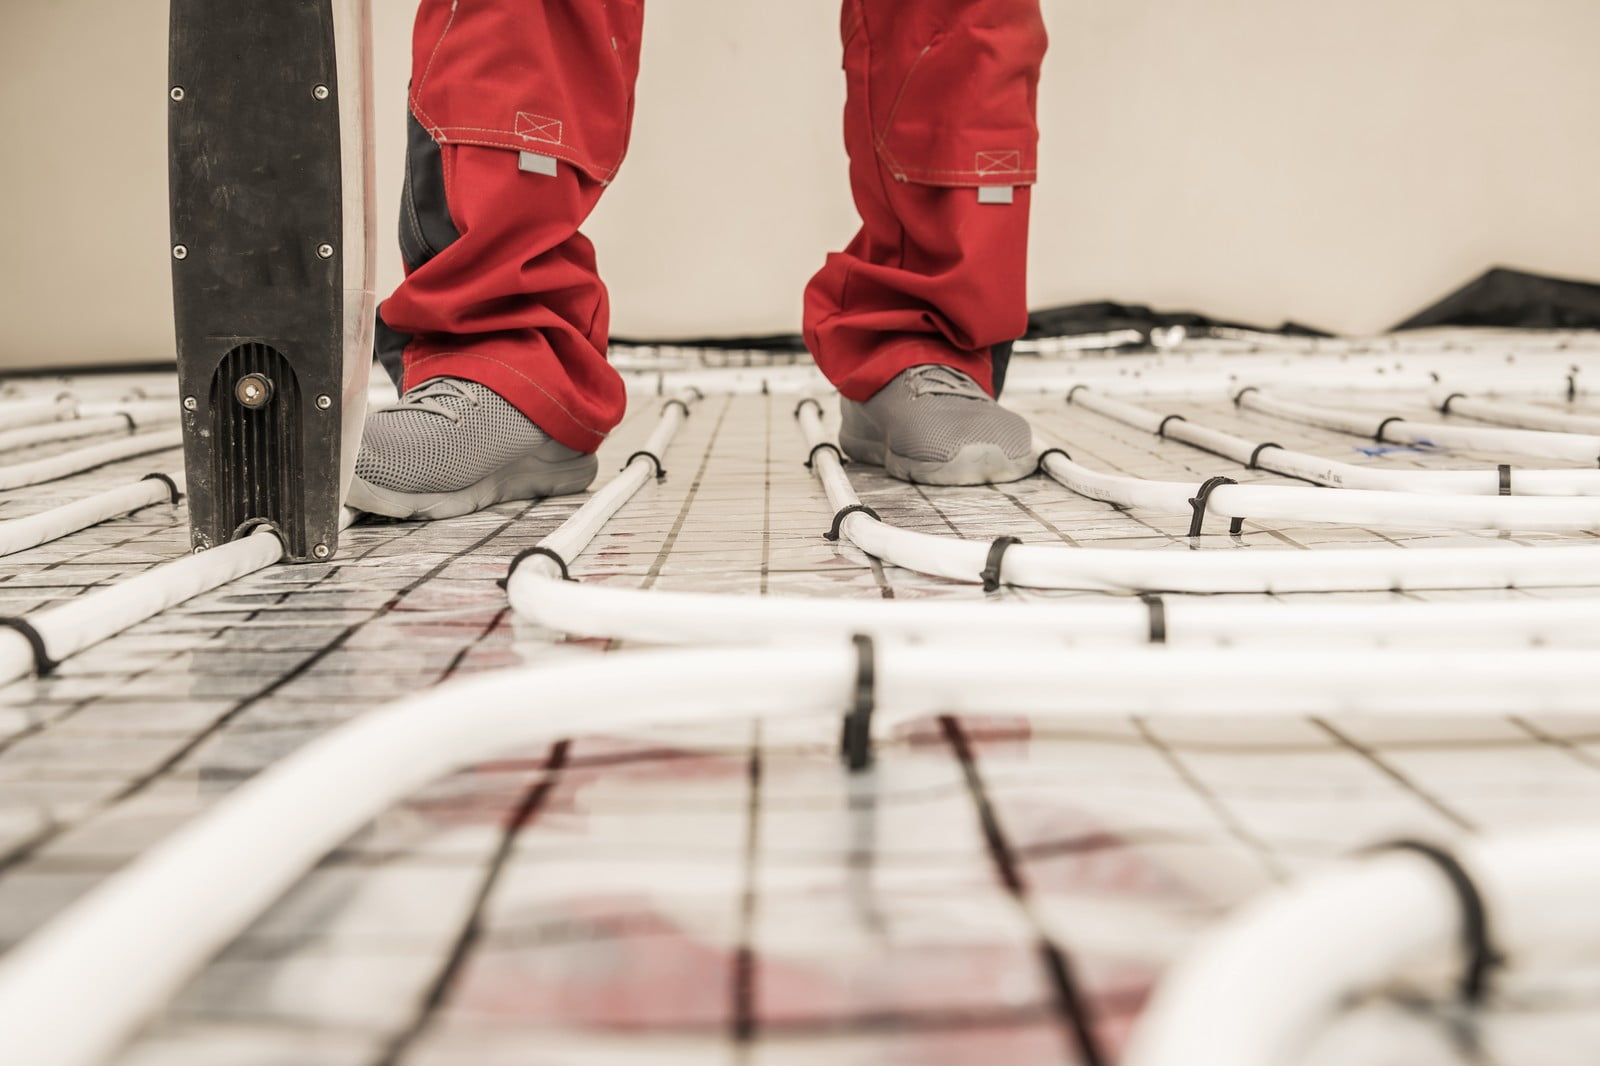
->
[855,365,1033,463]
[354,378,555,493]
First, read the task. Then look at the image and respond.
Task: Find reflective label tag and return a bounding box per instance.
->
[977,186,1016,205]
[518,152,559,177]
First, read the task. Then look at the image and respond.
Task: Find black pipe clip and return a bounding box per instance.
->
[1374,416,1406,444]
[1140,593,1167,644]
[1498,464,1512,496]
[794,398,824,421]
[1187,476,1240,538]
[624,450,667,479]
[1246,442,1283,470]
[0,616,57,677]
[141,472,183,505]
[981,536,1022,593]
[1232,385,1260,408]
[840,633,877,772]
[1438,392,1466,415]
[1378,839,1501,1003]
[662,398,693,420]
[806,442,845,470]
[1034,447,1071,477]
[1065,384,1089,404]
[499,545,576,589]
[1157,414,1188,438]
[825,503,881,542]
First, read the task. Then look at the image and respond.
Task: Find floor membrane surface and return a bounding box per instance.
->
[4,334,1600,1064]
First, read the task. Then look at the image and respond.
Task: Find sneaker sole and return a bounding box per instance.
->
[347,452,599,520]
[839,430,1035,486]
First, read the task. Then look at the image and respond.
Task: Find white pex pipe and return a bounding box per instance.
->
[1239,390,1600,464]
[1428,386,1600,437]
[0,398,72,432]
[12,644,1600,1065]
[1039,448,1600,534]
[794,400,1600,593]
[0,473,185,559]
[0,403,179,454]
[0,509,354,687]
[508,398,1600,647]
[1069,387,1600,497]
[0,429,183,491]
[1126,827,1600,1066]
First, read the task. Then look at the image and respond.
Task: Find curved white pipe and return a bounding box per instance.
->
[509,398,1600,646]
[1126,827,1600,1066]
[10,644,1600,1065]
[0,430,183,491]
[0,473,185,559]
[1069,388,1600,497]
[1239,390,1600,464]
[794,401,1600,593]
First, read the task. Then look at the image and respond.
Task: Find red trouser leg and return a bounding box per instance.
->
[804,0,1048,401]
[377,0,645,455]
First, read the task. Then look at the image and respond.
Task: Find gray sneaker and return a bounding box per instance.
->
[838,365,1035,485]
[348,377,597,519]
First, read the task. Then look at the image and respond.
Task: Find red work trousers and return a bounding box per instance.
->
[379,0,1047,454]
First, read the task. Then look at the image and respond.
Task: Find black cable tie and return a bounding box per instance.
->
[1140,593,1167,644]
[980,536,1022,593]
[1187,476,1238,538]
[1232,385,1260,407]
[1246,442,1284,470]
[794,398,824,421]
[1438,392,1465,415]
[1033,447,1071,477]
[1374,416,1406,443]
[1157,413,1187,438]
[624,450,666,479]
[140,472,182,504]
[825,503,880,541]
[1497,464,1512,496]
[840,633,877,772]
[1379,839,1500,1003]
[1066,384,1089,404]
[662,398,692,420]
[805,441,845,470]
[498,546,575,589]
[0,616,57,677]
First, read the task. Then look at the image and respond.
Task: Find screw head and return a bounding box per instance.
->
[317,243,335,260]
[170,86,186,102]
[313,544,331,560]
[183,396,198,411]
[173,245,189,260]
[313,85,331,101]
[316,394,333,410]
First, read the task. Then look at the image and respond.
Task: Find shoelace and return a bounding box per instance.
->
[905,364,987,400]
[377,378,481,425]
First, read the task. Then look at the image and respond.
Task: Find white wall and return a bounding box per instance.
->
[2,0,1598,370]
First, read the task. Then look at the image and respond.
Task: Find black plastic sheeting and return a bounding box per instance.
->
[1393,267,1600,332]
[605,268,1600,352]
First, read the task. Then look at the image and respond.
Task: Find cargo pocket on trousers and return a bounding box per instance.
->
[865,8,1047,196]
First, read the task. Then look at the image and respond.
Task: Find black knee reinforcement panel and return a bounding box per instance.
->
[169,0,370,562]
